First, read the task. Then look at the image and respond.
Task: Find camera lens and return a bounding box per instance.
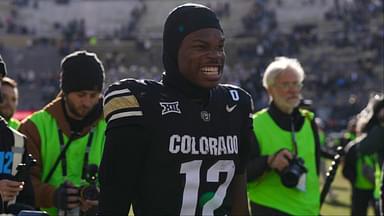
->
[281,169,300,188]
[279,157,307,188]
[80,185,99,201]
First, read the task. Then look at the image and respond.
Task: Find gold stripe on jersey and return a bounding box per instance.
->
[104,88,131,103]
[104,95,140,118]
[108,111,143,122]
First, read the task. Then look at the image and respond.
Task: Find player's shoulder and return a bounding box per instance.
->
[217,84,254,113]
[103,78,161,124]
[105,78,160,96]
[217,84,253,103]
[218,83,251,96]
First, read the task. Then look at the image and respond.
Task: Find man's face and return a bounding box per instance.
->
[268,69,302,113]
[65,90,100,120]
[0,84,18,121]
[177,28,225,89]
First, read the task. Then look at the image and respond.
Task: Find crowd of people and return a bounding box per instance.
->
[0,1,382,215]
[0,0,382,134]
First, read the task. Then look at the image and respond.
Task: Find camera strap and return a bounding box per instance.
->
[290,117,299,156]
[81,129,94,180]
[59,128,95,179]
[44,129,94,183]
[44,130,76,183]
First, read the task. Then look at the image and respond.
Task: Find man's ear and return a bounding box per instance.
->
[265,86,272,96]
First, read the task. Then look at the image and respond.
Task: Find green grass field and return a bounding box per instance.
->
[320,170,353,216]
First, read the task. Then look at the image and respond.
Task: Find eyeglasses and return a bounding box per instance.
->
[273,82,303,90]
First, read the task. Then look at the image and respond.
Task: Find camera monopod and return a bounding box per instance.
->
[320,145,345,206]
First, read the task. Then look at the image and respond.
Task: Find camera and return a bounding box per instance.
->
[15,154,37,181]
[79,164,99,201]
[279,157,307,188]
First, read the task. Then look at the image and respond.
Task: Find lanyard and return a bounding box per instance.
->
[58,129,94,179]
[290,117,299,156]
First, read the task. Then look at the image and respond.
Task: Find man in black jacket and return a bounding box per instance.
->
[346,93,384,215]
[0,55,35,214]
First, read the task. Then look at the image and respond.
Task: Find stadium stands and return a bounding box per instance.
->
[0,0,382,131]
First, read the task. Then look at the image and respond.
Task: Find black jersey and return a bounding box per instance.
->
[100,79,254,215]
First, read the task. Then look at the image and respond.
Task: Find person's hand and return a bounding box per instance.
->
[54,181,80,210]
[80,199,98,212]
[267,149,293,172]
[0,179,24,202]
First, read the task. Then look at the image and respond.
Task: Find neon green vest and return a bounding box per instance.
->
[29,110,106,215]
[374,162,382,200]
[355,154,377,189]
[319,130,326,146]
[8,118,21,130]
[344,131,356,141]
[247,109,320,215]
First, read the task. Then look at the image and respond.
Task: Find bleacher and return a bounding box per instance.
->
[14,0,142,38]
[136,0,253,38]
[269,0,335,32]
[3,45,61,109]
[0,0,382,131]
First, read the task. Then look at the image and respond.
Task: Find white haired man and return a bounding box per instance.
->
[247,57,321,215]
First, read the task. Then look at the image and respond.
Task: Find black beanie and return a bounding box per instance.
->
[162,3,223,97]
[0,55,7,78]
[60,51,105,93]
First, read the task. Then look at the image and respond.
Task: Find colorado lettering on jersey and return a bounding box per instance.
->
[0,151,13,174]
[169,134,238,155]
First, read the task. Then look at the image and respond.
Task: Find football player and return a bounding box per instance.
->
[99,3,255,215]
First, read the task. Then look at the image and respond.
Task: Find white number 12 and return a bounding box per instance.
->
[180,160,235,215]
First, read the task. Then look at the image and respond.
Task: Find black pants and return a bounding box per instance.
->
[351,188,375,216]
[250,202,291,216]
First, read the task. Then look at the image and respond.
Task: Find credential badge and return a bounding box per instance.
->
[160,101,181,115]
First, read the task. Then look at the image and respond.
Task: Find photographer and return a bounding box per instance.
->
[247,57,321,215]
[19,51,106,215]
[345,93,384,215]
[0,77,21,129]
[0,56,35,214]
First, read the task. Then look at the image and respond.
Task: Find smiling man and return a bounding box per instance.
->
[99,3,255,215]
[19,51,106,215]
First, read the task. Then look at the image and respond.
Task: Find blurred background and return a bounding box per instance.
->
[0,1,383,213]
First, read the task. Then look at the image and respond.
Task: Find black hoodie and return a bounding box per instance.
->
[161,3,223,102]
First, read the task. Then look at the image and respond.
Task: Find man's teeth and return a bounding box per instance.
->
[201,67,219,75]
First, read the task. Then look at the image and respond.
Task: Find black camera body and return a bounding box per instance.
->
[15,154,37,181]
[79,164,99,201]
[279,157,307,188]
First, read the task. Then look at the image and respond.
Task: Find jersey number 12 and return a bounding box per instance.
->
[180,160,235,215]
